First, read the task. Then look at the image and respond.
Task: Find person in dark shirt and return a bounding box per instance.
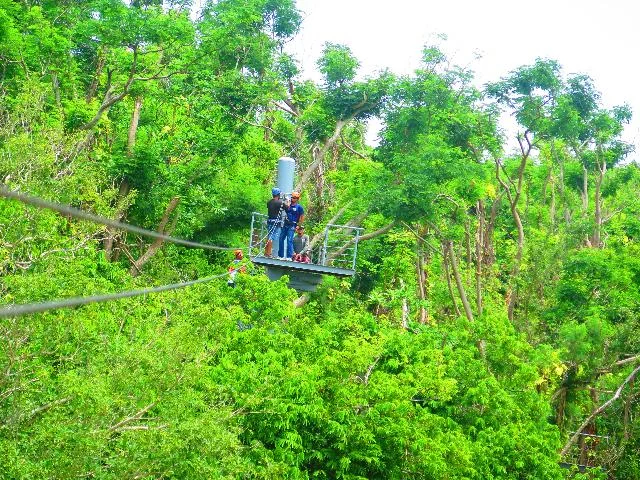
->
[265,188,284,257]
[278,191,304,259]
[293,225,311,263]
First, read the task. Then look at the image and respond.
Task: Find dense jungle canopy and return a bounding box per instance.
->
[1,1,640,479]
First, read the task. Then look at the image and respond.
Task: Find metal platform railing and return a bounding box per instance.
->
[560,431,610,472]
[249,212,362,271]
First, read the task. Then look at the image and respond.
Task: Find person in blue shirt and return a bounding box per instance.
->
[278,191,304,259]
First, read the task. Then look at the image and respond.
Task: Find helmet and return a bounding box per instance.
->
[291,191,300,199]
[271,187,281,196]
[234,249,243,259]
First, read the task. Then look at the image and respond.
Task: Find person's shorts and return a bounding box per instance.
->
[267,220,281,241]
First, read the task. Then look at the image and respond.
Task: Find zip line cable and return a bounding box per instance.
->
[0,186,298,318]
[0,272,229,319]
[0,186,238,251]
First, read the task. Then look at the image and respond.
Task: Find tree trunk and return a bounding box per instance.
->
[402,297,409,329]
[550,172,556,230]
[104,180,131,261]
[623,379,634,440]
[328,142,339,203]
[556,387,566,427]
[592,159,606,248]
[51,72,61,108]
[495,141,529,323]
[328,221,395,261]
[484,196,500,267]
[582,164,589,213]
[541,164,550,203]
[446,240,485,356]
[507,201,524,322]
[130,196,181,276]
[294,91,376,191]
[475,201,484,317]
[81,47,138,131]
[314,146,326,217]
[554,144,570,224]
[308,201,351,251]
[442,243,461,318]
[400,279,409,329]
[296,119,347,191]
[416,233,428,324]
[104,96,143,260]
[293,294,310,308]
[263,108,273,142]
[86,49,107,103]
[127,96,143,156]
[465,219,472,266]
[445,240,474,323]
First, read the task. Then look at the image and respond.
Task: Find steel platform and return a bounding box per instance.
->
[250,256,355,277]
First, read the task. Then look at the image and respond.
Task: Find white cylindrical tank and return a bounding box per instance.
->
[277,157,295,198]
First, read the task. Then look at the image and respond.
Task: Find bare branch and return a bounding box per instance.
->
[0,379,38,402]
[598,354,640,374]
[272,101,299,117]
[309,202,353,250]
[108,402,157,432]
[602,206,627,224]
[296,119,348,191]
[223,106,280,137]
[561,364,640,456]
[295,90,373,191]
[112,424,167,432]
[401,222,442,257]
[328,221,395,262]
[615,354,640,367]
[356,221,395,242]
[356,356,381,386]
[494,157,515,205]
[293,294,309,308]
[130,196,181,276]
[28,396,72,420]
[442,243,462,317]
[80,47,139,131]
[340,133,368,160]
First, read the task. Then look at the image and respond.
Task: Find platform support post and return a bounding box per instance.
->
[249,213,256,254]
[352,229,360,270]
[321,228,329,266]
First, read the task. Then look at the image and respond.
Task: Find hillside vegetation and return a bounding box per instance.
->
[1,1,640,479]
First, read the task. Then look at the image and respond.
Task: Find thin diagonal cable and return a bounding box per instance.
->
[255,217,280,249]
[0,272,229,318]
[0,186,237,251]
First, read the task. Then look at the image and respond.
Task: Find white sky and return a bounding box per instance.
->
[286,0,640,153]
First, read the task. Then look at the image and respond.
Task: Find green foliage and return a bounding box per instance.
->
[2,1,640,478]
[377,58,496,224]
[554,248,640,325]
[486,58,562,135]
[317,43,360,87]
